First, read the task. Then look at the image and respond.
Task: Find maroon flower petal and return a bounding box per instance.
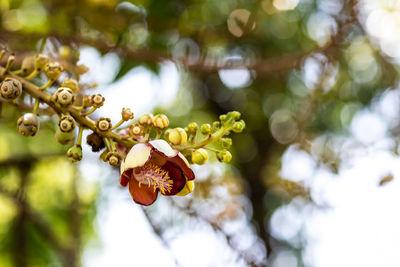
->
[128,178,158,206]
[120,169,132,187]
[167,155,195,181]
[161,161,186,196]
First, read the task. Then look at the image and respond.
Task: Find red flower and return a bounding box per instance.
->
[120,140,195,206]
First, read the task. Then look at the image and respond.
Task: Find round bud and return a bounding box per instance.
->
[61,78,79,92]
[1,78,22,100]
[82,95,93,108]
[17,113,40,137]
[58,115,76,133]
[45,62,63,81]
[138,114,153,126]
[232,120,246,133]
[106,151,122,166]
[55,128,75,145]
[168,128,187,145]
[21,56,35,75]
[200,124,212,135]
[90,94,105,108]
[217,150,232,163]
[86,132,105,152]
[121,108,134,121]
[220,138,232,149]
[128,123,144,139]
[53,87,75,107]
[191,148,208,165]
[229,111,241,120]
[219,114,227,122]
[96,117,112,132]
[34,54,49,71]
[213,121,221,130]
[66,145,83,163]
[187,122,198,135]
[152,114,169,129]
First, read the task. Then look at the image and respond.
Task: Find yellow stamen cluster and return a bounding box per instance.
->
[135,162,173,194]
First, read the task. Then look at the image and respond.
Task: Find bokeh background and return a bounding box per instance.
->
[1,0,400,266]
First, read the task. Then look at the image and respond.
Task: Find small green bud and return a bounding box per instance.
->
[90,94,105,108]
[232,120,246,133]
[168,128,187,145]
[228,111,241,120]
[122,108,134,121]
[21,56,35,75]
[66,145,83,163]
[191,148,208,165]
[17,113,40,137]
[200,124,212,135]
[58,115,76,133]
[34,54,49,71]
[1,78,22,100]
[187,122,198,135]
[61,78,79,92]
[45,62,63,81]
[105,151,122,166]
[152,114,169,129]
[55,128,75,145]
[220,138,232,149]
[86,132,105,152]
[53,87,75,107]
[95,117,112,133]
[217,150,232,163]
[212,121,221,130]
[219,114,227,122]
[138,114,153,126]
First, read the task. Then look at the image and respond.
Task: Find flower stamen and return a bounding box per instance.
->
[134,162,173,194]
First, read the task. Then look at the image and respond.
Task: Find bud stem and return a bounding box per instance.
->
[77,126,83,146]
[111,119,124,130]
[32,99,40,115]
[39,79,54,90]
[25,70,39,80]
[81,107,97,116]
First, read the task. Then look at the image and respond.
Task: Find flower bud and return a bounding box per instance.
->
[200,123,212,135]
[1,78,22,100]
[34,54,49,71]
[228,111,241,120]
[61,78,79,92]
[232,120,245,133]
[45,62,63,81]
[17,113,40,137]
[82,95,93,108]
[152,114,169,129]
[191,148,208,165]
[217,150,232,163]
[90,94,105,108]
[55,128,75,145]
[168,128,187,145]
[21,56,35,75]
[96,117,112,133]
[219,114,227,122]
[187,122,198,135]
[53,87,75,107]
[67,145,83,163]
[220,138,232,149]
[106,151,122,166]
[128,123,144,139]
[86,132,105,152]
[58,115,76,133]
[138,114,153,126]
[122,108,134,121]
[213,121,221,130]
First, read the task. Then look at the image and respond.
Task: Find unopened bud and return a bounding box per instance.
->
[138,114,153,126]
[219,114,227,122]
[106,151,122,166]
[232,120,245,133]
[96,117,112,132]
[128,123,144,139]
[21,56,35,75]
[61,78,79,92]
[34,54,49,71]
[228,111,241,120]
[168,128,187,145]
[53,87,75,107]
[1,78,22,100]
[45,62,63,81]
[220,138,232,149]
[217,150,232,163]
[66,145,83,163]
[90,94,105,108]
[17,113,40,137]
[191,148,208,165]
[152,114,169,129]
[200,124,212,135]
[187,122,198,135]
[58,115,76,133]
[122,108,134,121]
[55,128,75,145]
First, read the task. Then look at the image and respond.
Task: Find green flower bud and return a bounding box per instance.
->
[138,114,153,126]
[66,145,83,163]
[58,115,76,133]
[217,150,232,163]
[105,151,122,166]
[45,62,63,81]
[220,138,232,149]
[232,120,246,133]
[152,114,169,129]
[122,108,134,121]
[55,128,75,145]
[21,56,35,75]
[82,94,93,108]
[187,122,198,135]
[90,94,105,108]
[200,124,212,135]
[228,111,241,120]
[17,113,40,137]
[86,132,105,152]
[219,114,227,122]
[128,123,144,139]
[168,128,187,145]
[61,78,79,92]
[1,78,22,100]
[191,148,208,165]
[95,117,112,133]
[213,121,221,130]
[34,54,49,71]
[53,87,75,107]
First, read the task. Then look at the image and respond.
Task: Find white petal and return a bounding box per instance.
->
[124,143,151,170]
[149,139,178,157]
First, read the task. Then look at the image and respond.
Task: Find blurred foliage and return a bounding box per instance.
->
[1,0,400,266]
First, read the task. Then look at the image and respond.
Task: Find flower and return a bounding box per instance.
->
[120,139,195,206]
